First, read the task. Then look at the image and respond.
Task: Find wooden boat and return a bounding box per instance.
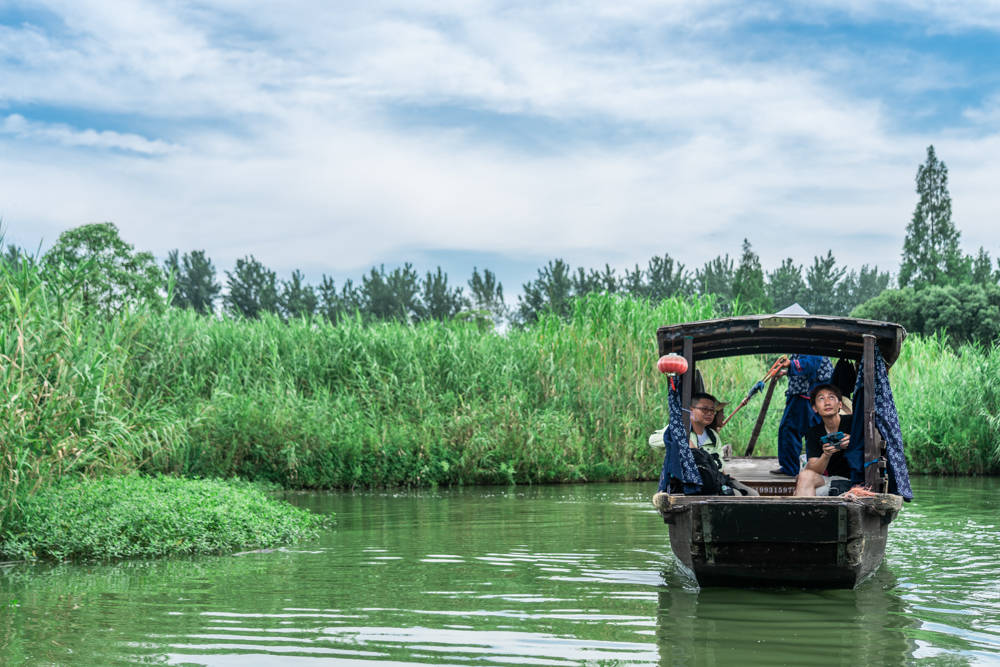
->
[652,312,907,588]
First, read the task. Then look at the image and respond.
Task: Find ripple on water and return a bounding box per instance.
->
[2,479,998,666]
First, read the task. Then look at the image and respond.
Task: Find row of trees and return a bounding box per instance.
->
[3,145,998,341]
[4,222,900,326]
[515,243,893,323]
[216,258,507,326]
[1,224,508,325]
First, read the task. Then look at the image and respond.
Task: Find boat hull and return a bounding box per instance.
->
[653,493,902,588]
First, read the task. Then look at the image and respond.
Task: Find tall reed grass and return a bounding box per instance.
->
[2,258,998,520]
[890,334,1000,473]
[107,292,722,488]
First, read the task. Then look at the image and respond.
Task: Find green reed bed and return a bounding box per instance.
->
[2,254,999,534]
[1,257,717,502]
[890,334,1000,473]
[124,293,721,488]
[0,261,328,556]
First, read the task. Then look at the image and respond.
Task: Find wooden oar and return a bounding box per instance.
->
[744,374,779,456]
[720,355,787,428]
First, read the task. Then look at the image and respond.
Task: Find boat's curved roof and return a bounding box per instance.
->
[656,314,906,366]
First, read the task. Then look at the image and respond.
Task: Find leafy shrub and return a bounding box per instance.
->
[853,284,1000,346]
[0,475,329,561]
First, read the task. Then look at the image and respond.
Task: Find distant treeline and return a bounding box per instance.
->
[6,146,999,345]
[0,223,895,321]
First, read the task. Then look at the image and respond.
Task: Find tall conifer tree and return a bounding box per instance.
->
[418,267,467,321]
[802,250,847,315]
[695,254,735,303]
[899,145,964,288]
[360,264,421,322]
[279,269,317,319]
[165,249,220,314]
[468,267,506,326]
[224,255,279,318]
[766,258,805,311]
[731,239,772,313]
[518,259,573,324]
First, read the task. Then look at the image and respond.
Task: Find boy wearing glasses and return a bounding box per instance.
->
[689,392,756,494]
[650,391,757,495]
[648,392,731,460]
[688,392,727,459]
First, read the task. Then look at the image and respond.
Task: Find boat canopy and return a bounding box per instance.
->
[655,311,912,500]
[657,314,906,365]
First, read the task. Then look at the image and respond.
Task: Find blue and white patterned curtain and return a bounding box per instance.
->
[658,380,703,493]
[848,347,914,501]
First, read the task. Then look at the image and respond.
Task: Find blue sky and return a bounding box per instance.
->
[2,1,1000,294]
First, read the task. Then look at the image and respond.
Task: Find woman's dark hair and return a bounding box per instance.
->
[810,383,843,405]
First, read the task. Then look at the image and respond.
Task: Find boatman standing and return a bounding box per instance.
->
[771,354,833,476]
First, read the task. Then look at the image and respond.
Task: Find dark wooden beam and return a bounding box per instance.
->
[682,336,693,434]
[744,374,779,456]
[863,334,878,489]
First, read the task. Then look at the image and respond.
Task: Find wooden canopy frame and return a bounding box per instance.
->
[656,314,906,490]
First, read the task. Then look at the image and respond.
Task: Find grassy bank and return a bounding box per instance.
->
[3,258,999,524]
[0,475,326,561]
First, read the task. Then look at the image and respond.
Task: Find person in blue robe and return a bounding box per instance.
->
[772,354,833,476]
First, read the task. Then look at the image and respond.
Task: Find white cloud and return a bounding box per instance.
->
[1,114,178,155]
[963,93,1000,125]
[814,0,1000,32]
[1,0,999,283]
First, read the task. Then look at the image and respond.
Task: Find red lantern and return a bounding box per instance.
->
[657,353,688,375]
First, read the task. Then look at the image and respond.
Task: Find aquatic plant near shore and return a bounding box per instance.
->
[0,475,328,561]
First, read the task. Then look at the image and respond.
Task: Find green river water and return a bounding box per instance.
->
[1,477,997,666]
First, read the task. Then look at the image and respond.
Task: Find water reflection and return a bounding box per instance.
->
[655,568,918,666]
[1,479,997,666]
